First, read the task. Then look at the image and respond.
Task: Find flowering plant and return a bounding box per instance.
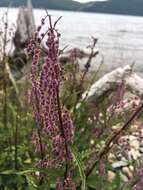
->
[27,15,76,189]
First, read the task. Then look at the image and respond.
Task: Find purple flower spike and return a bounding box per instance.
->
[27,14,75,188]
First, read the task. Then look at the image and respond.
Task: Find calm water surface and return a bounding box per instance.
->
[0,8,143,72]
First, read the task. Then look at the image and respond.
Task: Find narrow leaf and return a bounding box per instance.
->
[72,147,86,190]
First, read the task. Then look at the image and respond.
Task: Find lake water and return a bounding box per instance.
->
[0,8,143,73]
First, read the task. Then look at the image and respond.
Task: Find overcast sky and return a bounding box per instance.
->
[76,0,107,3]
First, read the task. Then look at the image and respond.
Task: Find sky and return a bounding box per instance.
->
[76,0,106,3]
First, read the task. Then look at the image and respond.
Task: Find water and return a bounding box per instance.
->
[0,8,143,72]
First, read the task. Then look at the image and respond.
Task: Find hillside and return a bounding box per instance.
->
[0,0,81,10]
[0,0,143,16]
[80,0,143,16]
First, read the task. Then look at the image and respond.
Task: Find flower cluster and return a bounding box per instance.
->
[107,96,142,119]
[28,15,75,184]
[56,176,76,190]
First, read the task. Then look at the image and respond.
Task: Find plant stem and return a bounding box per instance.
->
[34,89,45,185]
[14,111,18,170]
[35,88,45,160]
[2,11,12,152]
[3,13,8,131]
[56,87,69,182]
[37,128,44,160]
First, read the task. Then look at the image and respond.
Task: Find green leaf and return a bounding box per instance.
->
[72,147,86,190]
[0,169,35,175]
[0,168,62,176]
[26,175,38,189]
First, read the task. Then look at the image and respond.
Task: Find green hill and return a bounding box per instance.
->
[80,0,143,16]
[0,0,81,11]
[1,0,143,16]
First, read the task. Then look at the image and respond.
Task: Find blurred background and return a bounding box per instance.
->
[1,0,143,74]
